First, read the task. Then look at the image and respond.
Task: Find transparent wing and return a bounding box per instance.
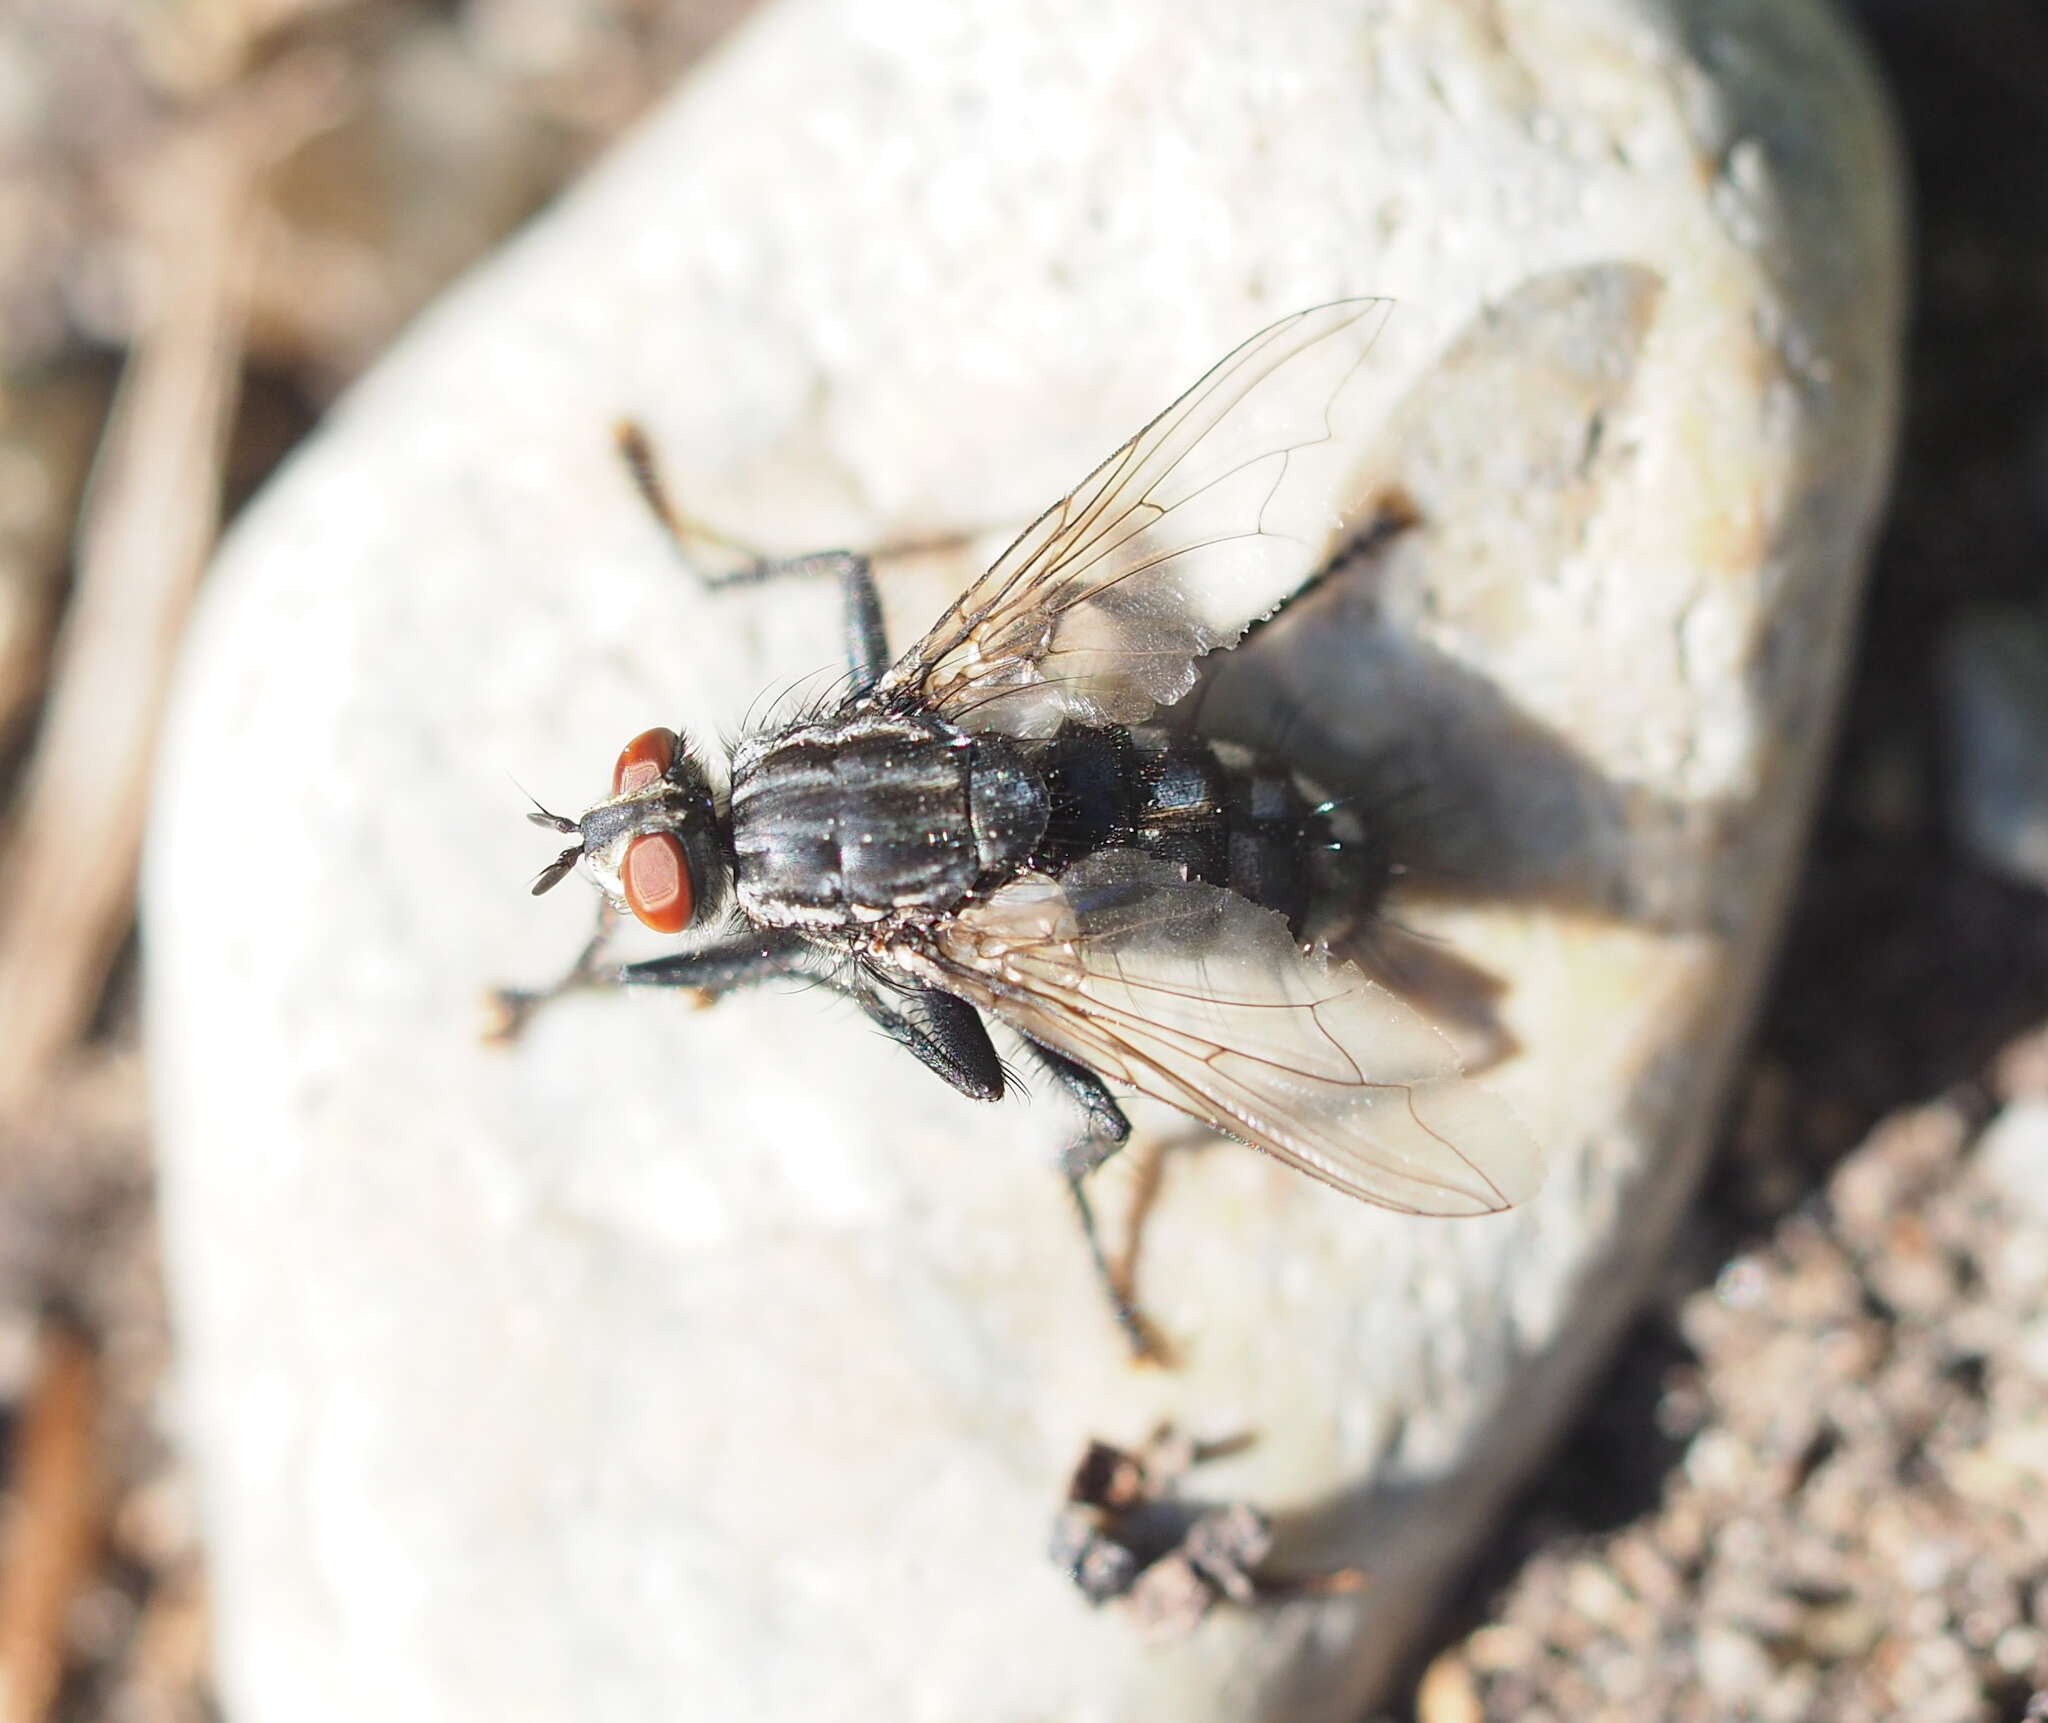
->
[871,300,1394,737]
[904,852,1541,1215]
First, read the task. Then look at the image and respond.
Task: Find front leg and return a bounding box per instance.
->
[633,947,1011,1118]
[486,899,623,1041]
[489,915,816,1042]
[613,930,819,998]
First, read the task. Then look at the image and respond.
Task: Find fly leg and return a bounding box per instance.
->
[489,923,816,1042]
[611,930,817,1000]
[628,967,1162,1360]
[615,420,979,697]
[624,952,1011,1120]
[1024,1044,1166,1361]
[848,981,1007,1103]
[497,933,1000,1104]
[485,898,622,1042]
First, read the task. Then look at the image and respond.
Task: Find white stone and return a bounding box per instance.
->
[145,0,1903,1719]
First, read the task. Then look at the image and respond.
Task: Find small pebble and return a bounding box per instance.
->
[1415,1651,1485,1723]
[1977,1103,2048,1227]
[1994,1626,2041,1676]
[1696,1625,1774,1703]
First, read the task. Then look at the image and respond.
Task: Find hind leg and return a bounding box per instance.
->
[1023,1043,1176,1362]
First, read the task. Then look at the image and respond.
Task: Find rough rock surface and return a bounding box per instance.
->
[145,1,1903,1719]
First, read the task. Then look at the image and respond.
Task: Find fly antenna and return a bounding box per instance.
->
[531,846,583,896]
[510,773,581,835]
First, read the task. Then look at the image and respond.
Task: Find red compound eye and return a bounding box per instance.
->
[621,832,694,933]
[612,727,678,795]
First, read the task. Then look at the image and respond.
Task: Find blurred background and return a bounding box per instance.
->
[0,1,2041,1719]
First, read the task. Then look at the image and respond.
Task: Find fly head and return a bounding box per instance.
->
[528,726,730,934]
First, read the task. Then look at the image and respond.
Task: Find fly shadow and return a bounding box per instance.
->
[1196,260,1740,943]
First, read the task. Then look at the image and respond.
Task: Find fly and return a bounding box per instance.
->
[501,301,1543,1354]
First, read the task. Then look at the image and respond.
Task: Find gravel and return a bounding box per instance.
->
[1416,1079,2048,1723]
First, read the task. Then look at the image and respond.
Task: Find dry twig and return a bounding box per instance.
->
[0,62,340,1117]
[0,1319,103,1723]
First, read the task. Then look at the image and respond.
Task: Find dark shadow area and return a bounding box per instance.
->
[1512,1317,1704,1542]
[1210,604,1735,931]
